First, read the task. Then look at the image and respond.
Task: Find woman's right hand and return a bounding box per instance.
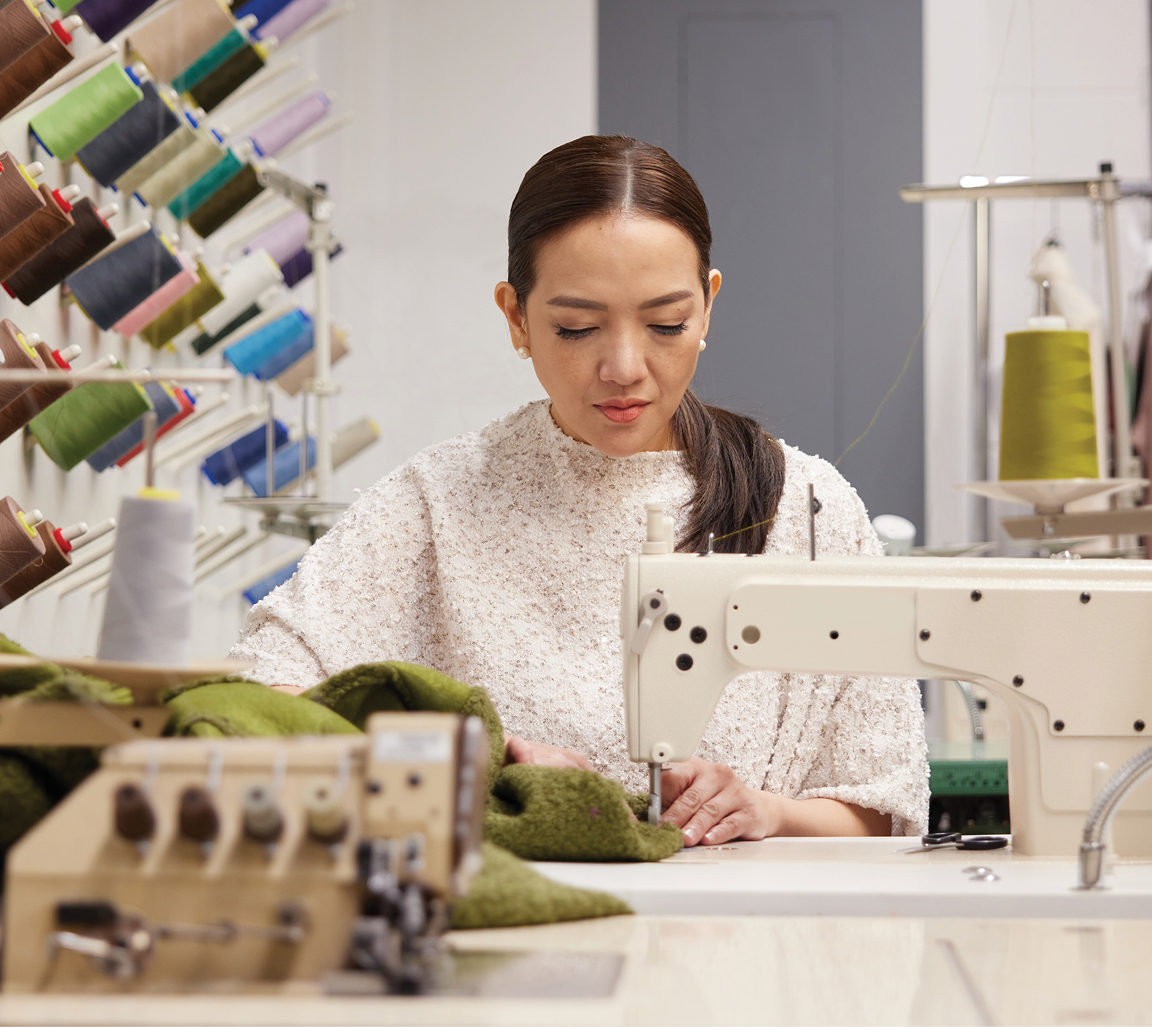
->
[504,735,593,770]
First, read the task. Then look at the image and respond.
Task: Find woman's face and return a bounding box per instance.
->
[496,214,721,457]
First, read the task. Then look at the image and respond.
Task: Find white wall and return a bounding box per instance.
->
[923,0,1151,546]
[0,1,595,660]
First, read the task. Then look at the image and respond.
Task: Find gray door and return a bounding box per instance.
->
[599,0,923,537]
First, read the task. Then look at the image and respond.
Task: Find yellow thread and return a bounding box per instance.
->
[138,487,180,501]
[15,512,36,539]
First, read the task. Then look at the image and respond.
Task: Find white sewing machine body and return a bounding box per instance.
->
[622,510,1152,857]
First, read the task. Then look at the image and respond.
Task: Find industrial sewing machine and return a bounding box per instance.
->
[623,503,1152,857]
[3,712,488,994]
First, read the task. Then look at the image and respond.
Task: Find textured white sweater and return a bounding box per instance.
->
[233,401,929,835]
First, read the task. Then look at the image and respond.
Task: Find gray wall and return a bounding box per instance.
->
[599,0,923,536]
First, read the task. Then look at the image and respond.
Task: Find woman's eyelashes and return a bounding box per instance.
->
[553,321,690,340]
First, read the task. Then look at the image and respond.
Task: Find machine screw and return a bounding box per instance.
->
[366,780,382,794]
[407,773,422,788]
[1054,720,1065,732]
[971,590,982,602]
[1136,720,1146,732]
[690,627,707,644]
[829,630,839,639]
[1013,675,1024,687]
[664,614,682,631]
[1081,592,1091,604]
[676,654,694,671]
[649,597,661,610]
[919,629,931,641]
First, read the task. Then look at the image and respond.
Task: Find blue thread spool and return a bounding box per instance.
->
[223,310,312,377]
[74,0,161,42]
[243,558,299,605]
[85,380,179,471]
[75,82,179,188]
[232,0,294,29]
[201,420,288,486]
[65,226,182,330]
[243,436,315,496]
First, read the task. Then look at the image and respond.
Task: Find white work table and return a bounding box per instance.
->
[531,835,1152,919]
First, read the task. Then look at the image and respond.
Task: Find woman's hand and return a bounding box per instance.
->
[504,736,594,771]
[269,683,308,695]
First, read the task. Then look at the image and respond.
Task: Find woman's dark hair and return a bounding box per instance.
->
[507,134,786,554]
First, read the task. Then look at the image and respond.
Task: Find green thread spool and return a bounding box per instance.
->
[188,42,266,113]
[188,163,263,237]
[171,27,248,93]
[136,129,225,209]
[29,63,142,161]
[168,149,242,220]
[139,261,224,348]
[1000,329,1099,480]
[30,365,153,471]
[52,0,84,11]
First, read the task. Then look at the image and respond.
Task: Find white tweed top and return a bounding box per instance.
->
[233,400,929,835]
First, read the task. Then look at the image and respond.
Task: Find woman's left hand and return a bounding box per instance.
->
[660,757,773,847]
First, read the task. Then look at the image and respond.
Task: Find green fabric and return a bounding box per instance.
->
[450,842,629,929]
[164,679,362,737]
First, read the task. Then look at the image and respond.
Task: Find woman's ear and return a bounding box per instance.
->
[701,268,722,334]
[494,282,528,350]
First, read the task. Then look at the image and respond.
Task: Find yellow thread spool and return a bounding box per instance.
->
[999,329,1099,480]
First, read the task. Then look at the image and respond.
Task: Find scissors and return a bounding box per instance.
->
[901,831,1008,854]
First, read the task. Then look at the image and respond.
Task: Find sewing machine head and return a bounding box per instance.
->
[623,503,1152,856]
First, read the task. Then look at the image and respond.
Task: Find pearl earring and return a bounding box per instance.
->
[517,347,531,360]
[699,338,707,352]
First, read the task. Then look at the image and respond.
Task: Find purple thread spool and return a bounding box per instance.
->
[256,0,329,42]
[245,210,308,267]
[248,91,331,158]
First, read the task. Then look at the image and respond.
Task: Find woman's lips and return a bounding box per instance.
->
[596,402,648,424]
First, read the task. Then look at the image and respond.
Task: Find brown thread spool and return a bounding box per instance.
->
[0,151,46,238]
[0,1,50,76]
[276,325,349,396]
[114,782,155,842]
[4,198,114,304]
[187,164,264,238]
[139,261,223,348]
[304,780,348,844]
[0,520,76,607]
[188,44,266,113]
[178,786,219,843]
[242,784,283,843]
[126,0,234,85]
[0,497,46,586]
[0,185,73,283]
[0,319,45,409]
[0,29,72,119]
[0,343,71,443]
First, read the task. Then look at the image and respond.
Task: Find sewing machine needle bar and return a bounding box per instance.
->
[648,763,662,825]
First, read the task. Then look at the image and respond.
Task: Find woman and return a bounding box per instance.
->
[233,135,929,844]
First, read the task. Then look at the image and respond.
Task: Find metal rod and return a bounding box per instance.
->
[265,385,276,498]
[299,390,309,496]
[142,412,158,490]
[1101,174,1133,483]
[974,197,991,543]
[647,763,662,826]
[312,199,333,502]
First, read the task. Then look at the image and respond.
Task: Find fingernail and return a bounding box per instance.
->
[682,827,696,843]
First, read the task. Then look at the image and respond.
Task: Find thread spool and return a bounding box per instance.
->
[114,250,200,337]
[276,323,348,395]
[74,0,161,43]
[136,128,226,209]
[167,149,243,220]
[201,419,288,485]
[242,557,298,604]
[304,779,347,843]
[332,417,381,469]
[75,82,180,188]
[117,388,196,465]
[0,497,47,586]
[98,490,195,665]
[29,63,142,161]
[279,242,342,290]
[188,164,263,237]
[30,368,153,471]
[191,302,260,355]
[1000,329,1100,480]
[116,121,196,197]
[249,90,330,157]
[0,344,76,443]
[245,210,307,266]
[127,0,235,84]
[0,319,45,411]
[0,519,83,607]
[86,381,180,471]
[188,42,267,113]
[3,199,115,304]
[178,786,219,842]
[242,784,283,842]
[0,1,50,75]
[0,186,74,283]
[0,25,74,119]
[171,26,248,93]
[114,782,155,842]
[243,436,314,496]
[224,309,310,376]
[233,0,294,28]
[0,151,47,238]
[66,226,183,330]
[257,0,329,43]
[196,249,283,336]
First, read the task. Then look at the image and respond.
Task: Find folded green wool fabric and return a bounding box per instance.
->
[164,679,361,738]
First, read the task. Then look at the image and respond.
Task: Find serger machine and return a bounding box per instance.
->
[623,503,1152,857]
[4,712,487,994]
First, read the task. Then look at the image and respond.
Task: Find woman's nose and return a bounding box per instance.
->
[600,334,647,386]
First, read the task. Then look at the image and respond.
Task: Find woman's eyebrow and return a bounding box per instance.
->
[547,295,608,310]
[638,289,693,309]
